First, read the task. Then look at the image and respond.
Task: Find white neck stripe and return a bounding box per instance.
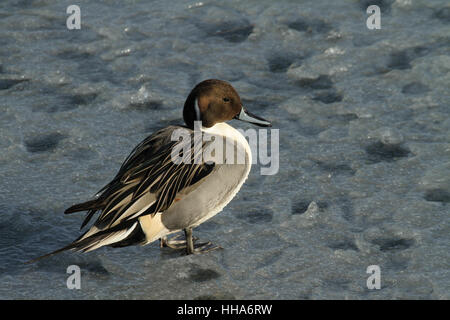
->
[194,98,201,121]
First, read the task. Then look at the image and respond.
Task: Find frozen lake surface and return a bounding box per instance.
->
[0,0,449,299]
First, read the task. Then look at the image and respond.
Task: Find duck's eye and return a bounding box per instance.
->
[223,97,230,102]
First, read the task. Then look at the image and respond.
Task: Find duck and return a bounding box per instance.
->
[28,79,271,262]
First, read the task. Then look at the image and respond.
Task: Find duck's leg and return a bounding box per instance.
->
[160,236,173,248]
[160,233,198,250]
[184,227,222,255]
[185,227,195,254]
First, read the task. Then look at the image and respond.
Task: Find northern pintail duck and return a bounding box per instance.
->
[30,79,271,262]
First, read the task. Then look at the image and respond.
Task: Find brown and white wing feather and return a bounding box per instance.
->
[88,126,213,229]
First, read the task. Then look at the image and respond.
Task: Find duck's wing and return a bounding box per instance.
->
[27,127,223,263]
[65,126,215,230]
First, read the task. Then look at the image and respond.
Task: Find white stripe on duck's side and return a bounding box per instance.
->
[194,98,201,121]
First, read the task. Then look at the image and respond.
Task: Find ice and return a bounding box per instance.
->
[0,0,449,299]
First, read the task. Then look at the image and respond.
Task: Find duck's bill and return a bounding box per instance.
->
[234,107,272,127]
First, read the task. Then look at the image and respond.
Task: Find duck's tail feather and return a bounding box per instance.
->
[65,199,104,230]
[25,242,79,264]
[26,220,144,264]
[64,199,102,214]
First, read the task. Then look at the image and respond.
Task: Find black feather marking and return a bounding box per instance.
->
[110,221,145,247]
[64,199,101,214]
[80,209,97,229]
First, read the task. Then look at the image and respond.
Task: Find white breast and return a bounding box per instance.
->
[193,122,252,226]
[203,122,253,166]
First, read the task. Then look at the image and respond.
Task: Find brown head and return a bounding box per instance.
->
[183,79,271,129]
